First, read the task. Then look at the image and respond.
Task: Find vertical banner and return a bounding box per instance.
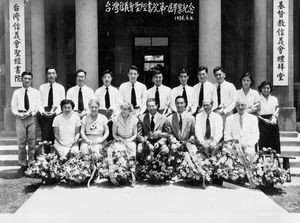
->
[273,0,289,86]
[9,0,25,87]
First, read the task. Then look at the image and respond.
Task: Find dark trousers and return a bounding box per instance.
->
[38,115,55,153]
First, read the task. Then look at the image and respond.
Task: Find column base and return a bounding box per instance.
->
[278,107,297,132]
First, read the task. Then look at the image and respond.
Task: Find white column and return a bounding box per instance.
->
[76,0,99,90]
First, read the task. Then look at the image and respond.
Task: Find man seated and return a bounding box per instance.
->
[137,98,168,157]
[166,96,196,151]
[224,98,260,161]
[195,98,223,147]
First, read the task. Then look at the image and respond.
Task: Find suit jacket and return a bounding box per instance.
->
[166,112,195,142]
[224,113,259,147]
[138,112,168,137]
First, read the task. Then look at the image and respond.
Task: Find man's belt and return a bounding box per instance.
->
[18,110,27,113]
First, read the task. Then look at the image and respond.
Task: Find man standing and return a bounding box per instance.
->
[119,65,147,116]
[195,98,223,146]
[66,69,95,118]
[11,71,42,175]
[224,98,259,160]
[193,66,217,113]
[171,68,197,114]
[213,66,236,122]
[166,96,195,150]
[39,66,65,153]
[95,69,120,119]
[147,69,172,116]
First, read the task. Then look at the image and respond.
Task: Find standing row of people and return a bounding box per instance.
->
[11,65,281,174]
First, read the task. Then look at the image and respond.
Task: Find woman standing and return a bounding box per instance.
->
[257,81,281,153]
[52,99,81,158]
[80,99,109,154]
[236,72,260,114]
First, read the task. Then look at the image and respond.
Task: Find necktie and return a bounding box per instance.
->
[239,115,243,130]
[78,87,84,112]
[48,84,53,108]
[105,87,110,109]
[179,114,183,131]
[205,114,211,139]
[24,89,29,111]
[199,83,203,107]
[155,86,160,109]
[150,115,155,131]
[182,86,188,106]
[217,84,221,106]
[131,84,137,108]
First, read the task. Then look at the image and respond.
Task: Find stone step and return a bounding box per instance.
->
[0,137,17,145]
[0,145,18,155]
[0,166,19,171]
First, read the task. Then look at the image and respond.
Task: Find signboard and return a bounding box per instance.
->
[273,0,289,86]
[9,0,25,87]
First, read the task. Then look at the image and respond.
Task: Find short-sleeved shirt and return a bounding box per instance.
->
[113,114,138,139]
[236,88,260,108]
[52,112,81,147]
[259,95,279,115]
[81,114,108,136]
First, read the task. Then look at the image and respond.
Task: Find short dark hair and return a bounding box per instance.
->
[175,95,186,104]
[178,68,188,76]
[101,69,112,78]
[128,65,138,73]
[60,99,75,110]
[146,98,158,106]
[76,69,87,77]
[21,71,33,79]
[197,66,208,74]
[240,72,255,87]
[151,69,162,77]
[213,66,224,74]
[46,66,56,74]
[258,80,273,93]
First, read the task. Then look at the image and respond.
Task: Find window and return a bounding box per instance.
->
[144,55,164,71]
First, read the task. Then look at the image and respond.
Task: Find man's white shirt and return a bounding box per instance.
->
[66,85,95,112]
[147,84,172,111]
[171,85,196,113]
[95,85,120,111]
[193,81,218,110]
[215,80,236,114]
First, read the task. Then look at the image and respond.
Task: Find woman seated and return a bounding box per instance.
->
[52,99,81,158]
[80,99,109,155]
[257,81,281,153]
[112,102,138,157]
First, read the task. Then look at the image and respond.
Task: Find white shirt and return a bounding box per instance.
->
[119,81,147,115]
[66,85,95,112]
[39,82,66,114]
[236,88,260,109]
[195,111,223,143]
[215,80,236,114]
[147,84,172,110]
[193,81,218,110]
[95,85,120,111]
[171,85,197,113]
[258,95,279,115]
[11,87,42,115]
[224,113,259,147]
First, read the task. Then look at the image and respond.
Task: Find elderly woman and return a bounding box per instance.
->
[52,99,81,158]
[112,102,138,157]
[80,99,109,154]
[236,72,260,114]
[257,81,281,153]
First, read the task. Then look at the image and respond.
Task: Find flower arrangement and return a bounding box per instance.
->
[98,141,136,186]
[25,152,62,184]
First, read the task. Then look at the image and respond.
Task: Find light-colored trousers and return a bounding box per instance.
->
[16,116,37,166]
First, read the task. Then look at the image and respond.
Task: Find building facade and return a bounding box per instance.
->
[0,0,298,135]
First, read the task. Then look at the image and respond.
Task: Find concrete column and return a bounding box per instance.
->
[75,0,98,90]
[31,0,45,88]
[198,0,221,81]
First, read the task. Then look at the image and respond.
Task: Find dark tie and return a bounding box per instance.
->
[131,84,137,108]
[240,115,243,130]
[155,86,160,109]
[179,114,183,131]
[199,83,204,107]
[150,115,155,131]
[182,86,188,106]
[217,84,221,106]
[105,87,110,109]
[24,89,29,111]
[78,87,84,112]
[48,84,53,108]
[205,114,211,139]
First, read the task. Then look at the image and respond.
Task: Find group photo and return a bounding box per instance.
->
[0,0,300,222]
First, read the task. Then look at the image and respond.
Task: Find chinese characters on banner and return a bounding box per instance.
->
[9,0,25,87]
[105,1,195,21]
[273,0,289,86]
